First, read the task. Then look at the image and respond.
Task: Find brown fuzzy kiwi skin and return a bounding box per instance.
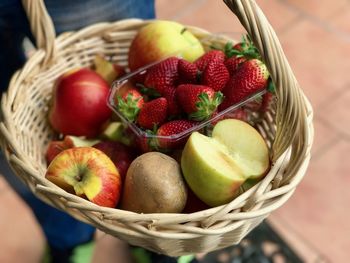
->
[121,152,188,213]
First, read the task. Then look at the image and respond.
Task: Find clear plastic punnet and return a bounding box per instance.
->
[107,53,269,152]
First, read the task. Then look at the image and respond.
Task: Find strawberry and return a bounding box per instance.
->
[155,120,198,150]
[224,56,247,76]
[244,80,275,113]
[224,108,249,122]
[136,136,152,153]
[116,88,144,122]
[178,59,198,83]
[163,88,182,117]
[232,42,244,52]
[176,84,223,121]
[201,58,229,91]
[260,80,276,113]
[137,97,168,129]
[243,96,264,112]
[260,91,274,113]
[220,59,269,110]
[144,57,179,96]
[194,50,225,72]
[223,35,261,77]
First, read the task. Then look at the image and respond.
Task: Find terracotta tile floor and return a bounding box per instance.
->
[1,0,349,262]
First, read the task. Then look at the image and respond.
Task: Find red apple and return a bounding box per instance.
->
[46,140,70,164]
[45,147,122,208]
[93,141,136,181]
[183,187,210,213]
[49,68,112,137]
[45,135,100,165]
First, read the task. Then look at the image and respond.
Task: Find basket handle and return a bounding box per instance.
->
[200,0,310,227]
[22,0,56,65]
[224,0,308,163]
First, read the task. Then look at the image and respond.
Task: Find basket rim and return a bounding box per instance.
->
[0,28,313,226]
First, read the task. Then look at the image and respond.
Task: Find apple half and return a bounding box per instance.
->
[46,147,122,208]
[181,119,270,207]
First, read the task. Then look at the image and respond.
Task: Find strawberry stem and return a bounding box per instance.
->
[142,127,159,151]
[189,92,224,121]
[267,79,276,93]
[224,35,261,59]
[136,83,161,98]
[116,94,141,122]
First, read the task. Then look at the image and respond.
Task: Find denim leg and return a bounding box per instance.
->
[0,0,155,250]
[0,0,155,90]
[0,0,31,92]
[45,0,156,34]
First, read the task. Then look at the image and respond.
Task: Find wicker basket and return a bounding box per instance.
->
[0,0,313,256]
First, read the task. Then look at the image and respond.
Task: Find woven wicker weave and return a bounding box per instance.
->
[0,0,313,256]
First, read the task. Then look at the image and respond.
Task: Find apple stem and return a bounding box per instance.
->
[75,172,84,182]
[74,174,83,182]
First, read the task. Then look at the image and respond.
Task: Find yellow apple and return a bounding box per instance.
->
[45,147,122,208]
[181,119,269,207]
[128,20,205,71]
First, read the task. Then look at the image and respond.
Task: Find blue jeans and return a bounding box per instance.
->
[0,0,155,250]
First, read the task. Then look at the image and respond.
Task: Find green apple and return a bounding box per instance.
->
[101,122,124,141]
[93,55,126,85]
[63,135,100,148]
[45,147,122,208]
[100,121,131,146]
[128,20,205,71]
[181,119,269,207]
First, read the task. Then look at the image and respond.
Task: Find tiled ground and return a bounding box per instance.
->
[1,0,349,262]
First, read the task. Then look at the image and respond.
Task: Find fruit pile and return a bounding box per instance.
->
[44,20,272,213]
